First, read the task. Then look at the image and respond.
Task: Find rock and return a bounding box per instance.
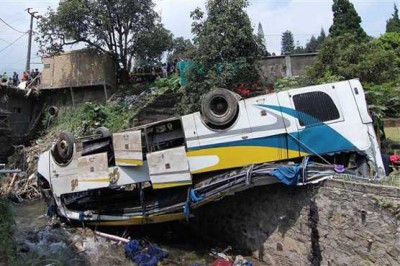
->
[387,246,400,258]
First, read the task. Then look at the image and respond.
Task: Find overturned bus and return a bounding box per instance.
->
[37,79,385,226]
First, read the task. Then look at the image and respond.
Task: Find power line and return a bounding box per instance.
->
[0,17,26,34]
[0,37,11,44]
[0,32,28,54]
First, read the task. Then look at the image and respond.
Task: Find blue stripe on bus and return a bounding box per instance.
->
[188,105,356,155]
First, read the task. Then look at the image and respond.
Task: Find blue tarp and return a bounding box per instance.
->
[177,61,193,85]
[270,165,302,186]
[125,240,168,266]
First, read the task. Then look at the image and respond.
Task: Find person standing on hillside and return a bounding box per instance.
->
[1,72,8,83]
[22,71,29,82]
[12,72,19,86]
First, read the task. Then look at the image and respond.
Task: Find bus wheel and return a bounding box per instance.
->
[201,88,240,129]
[95,126,111,138]
[52,132,74,165]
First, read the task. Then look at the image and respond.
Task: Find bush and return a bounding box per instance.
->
[51,102,132,136]
[0,198,17,265]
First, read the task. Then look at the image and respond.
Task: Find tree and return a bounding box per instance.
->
[305,29,327,53]
[183,0,260,113]
[135,24,174,65]
[167,37,196,62]
[294,41,305,54]
[257,22,268,56]
[317,28,326,45]
[36,0,169,74]
[191,0,259,64]
[386,4,400,33]
[308,33,400,84]
[305,35,318,53]
[281,30,295,54]
[329,0,367,41]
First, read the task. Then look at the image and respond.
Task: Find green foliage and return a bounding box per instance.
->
[257,22,268,56]
[183,0,260,113]
[49,75,181,134]
[373,196,400,216]
[51,102,132,135]
[307,33,360,81]
[294,28,326,54]
[36,0,166,72]
[386,4,400,33]
[304,36,318,53]
[307,31,400,118]
[191,0,259,63]
[364,82,400,118]
[152,74,181,94]
[181,64,210,114]
[294,41,305,54]
[0,198,17,265]
[281,30,295,54]
[329,0,367,42]
[274,76,313,91]
[308,33,400,83]
[374,32,400,51]
[167,37,196,62]
[136,24,174,64]
[317,28,327,45]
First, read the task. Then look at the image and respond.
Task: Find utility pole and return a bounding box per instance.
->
[25,8,39,72]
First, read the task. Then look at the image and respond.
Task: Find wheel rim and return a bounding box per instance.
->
[210,96,229,117]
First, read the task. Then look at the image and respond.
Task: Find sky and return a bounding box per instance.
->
[0,0,397,74]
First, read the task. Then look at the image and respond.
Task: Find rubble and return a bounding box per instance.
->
[0,135,56,202]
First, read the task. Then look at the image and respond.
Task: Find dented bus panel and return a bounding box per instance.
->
[37,79,385,225]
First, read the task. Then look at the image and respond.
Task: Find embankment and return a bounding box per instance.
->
[193,179,400,265]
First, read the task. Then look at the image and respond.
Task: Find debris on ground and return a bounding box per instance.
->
[210,247,253,266]
[0,136,55,202]
[125,239,169,266]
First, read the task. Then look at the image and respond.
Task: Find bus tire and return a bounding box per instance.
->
[95,126,111,138]
[201,88,240,128]
[48,106,58,117]
[53,132,74,165]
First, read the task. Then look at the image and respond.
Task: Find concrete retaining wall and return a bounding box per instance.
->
[193,179,400,265]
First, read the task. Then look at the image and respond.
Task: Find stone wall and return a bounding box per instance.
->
[0,87,39,138]
[258,53,318,84]
[193,180,400,265]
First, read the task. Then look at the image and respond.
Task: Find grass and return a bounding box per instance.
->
[385,127,400,142]
[48,102,134,137]
[46,76,181,137]
[372,195,400,219]
[381,172,400,187]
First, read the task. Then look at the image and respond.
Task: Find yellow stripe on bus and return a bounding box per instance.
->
[187,146,309,174]
[152,181,192,189]
[115,158,143,166]
[79,178,110,182]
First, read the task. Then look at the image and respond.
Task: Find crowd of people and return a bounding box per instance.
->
[1,69,41,88]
